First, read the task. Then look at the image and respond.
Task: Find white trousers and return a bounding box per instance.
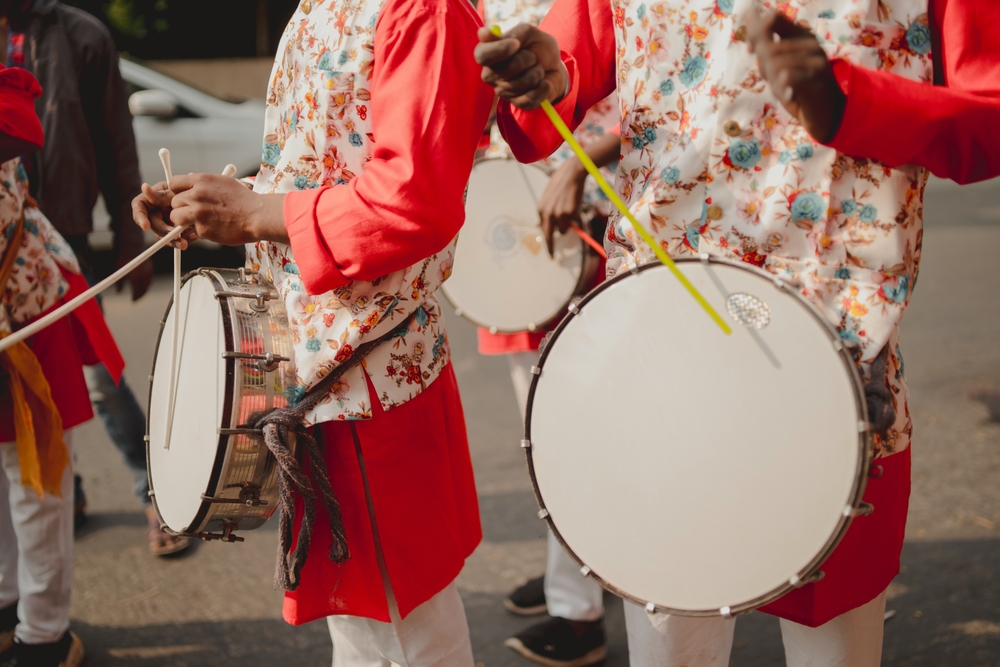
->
[0,432,75,644]
[327,582,474,667]
[623,590,888,667]
[508,352,604,622]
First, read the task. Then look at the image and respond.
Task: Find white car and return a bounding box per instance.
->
[90,58,266,249]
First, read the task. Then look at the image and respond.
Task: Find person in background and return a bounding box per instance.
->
[0,36,124,665]
[5,0,188,556]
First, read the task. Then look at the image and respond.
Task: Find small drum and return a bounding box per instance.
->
[147,268,293,542]
[525,256,872,616]
[442,158,600,333]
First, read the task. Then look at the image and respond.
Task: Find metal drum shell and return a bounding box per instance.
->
[523,256,873,617]
[146,268,294,540]
[443,158,602,334]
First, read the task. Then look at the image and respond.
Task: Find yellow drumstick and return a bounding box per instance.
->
[489,25,731,335]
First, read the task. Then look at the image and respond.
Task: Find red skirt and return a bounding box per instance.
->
[0,270,124,441]
[282,362,481,624]
[760,447,911,627]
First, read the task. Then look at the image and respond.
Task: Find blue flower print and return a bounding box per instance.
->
[659,79,675,96]
[14,163,28,182]
[895,345,905,378]
[661,166,680,184]
[643,127,657,145]
[906,21,932,55]
[841,199,857,216]
[318,50,333,71]
[790,192,825,222]
[636,3,646,18]
[285,385,307,405]
[716,0,734,14]
[349,132,363,147]
[294,175,309,190]
[818,10,836,19]
[305,339,321,353]
[338,50,350,66]
[283,262,300,275]
[632,134,645,150]
[882,275,909,304]
[838,328,862,345]
[859,204,878,223]
[262,141,281,166]
[727,139,762,170]
[685,224,701,250]
[778,150,792,165]
[678,56,708,88]
[796,143,814,160]
[835,266,851,280]
[414,306,429,327]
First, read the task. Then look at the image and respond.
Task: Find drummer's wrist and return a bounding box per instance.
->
[249,193,290,244]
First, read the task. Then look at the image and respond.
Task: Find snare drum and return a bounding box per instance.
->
[147,268,293,542]
[525,256,872,616]
[442,158,600,333]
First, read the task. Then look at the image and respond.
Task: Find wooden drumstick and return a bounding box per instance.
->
[488,25,731,335]
[159,148,182,450]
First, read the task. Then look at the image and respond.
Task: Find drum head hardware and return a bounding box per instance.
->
[537,509,549,519]
[520,439,531,449]
[790,571,825,588]
[213,289,272,313]
[847,502,875,518]
[725,293,771,330]
[183,520,245,543]
[222,350,290,373]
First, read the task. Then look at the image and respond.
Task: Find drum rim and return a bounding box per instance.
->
[146,267,239,537]
[441,157,602,334]
[523,255,873,617]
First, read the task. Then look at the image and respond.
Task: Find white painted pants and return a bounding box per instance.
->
[508,352,604,622]
[623,590,888,667]
[0,432,75,644]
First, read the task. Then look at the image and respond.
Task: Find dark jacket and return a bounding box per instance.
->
[20,0,143,261]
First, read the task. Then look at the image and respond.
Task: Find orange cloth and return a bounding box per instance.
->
[0,334,69,498]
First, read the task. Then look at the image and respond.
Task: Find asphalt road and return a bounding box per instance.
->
[67,176,1000,666]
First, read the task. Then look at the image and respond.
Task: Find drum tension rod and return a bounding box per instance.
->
[214,289,272,313]
[186,520,245,543]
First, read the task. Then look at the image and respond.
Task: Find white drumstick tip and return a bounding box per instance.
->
[158,147,173,184]
[222,164,238,178]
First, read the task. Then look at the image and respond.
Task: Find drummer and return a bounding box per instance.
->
[132,0,493,662]
[475,2,618,662]
[0,60,123,667]
[476,2,1000,665]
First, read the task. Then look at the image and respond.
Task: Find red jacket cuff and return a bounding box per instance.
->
[823,59,874,157]
[284,188,351,294]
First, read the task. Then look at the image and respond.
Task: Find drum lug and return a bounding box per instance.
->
[567,298,583,314]
[185,520,246,543]
[580,565,592,577]
[530,365,542,376]
[537,509,549,520]
[489,326,498,335]
[222,351,290,373]
[214,289,272,313]
[454,307,464,317]
[845,502,874,518]
[527,322,537,332]
[645,602,657,614]
[773,276,803,291]
[790,571,825,588]
[520,439,531,449]
[720,606,733,618]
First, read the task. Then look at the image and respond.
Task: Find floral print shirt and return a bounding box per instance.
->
[501,0,936,458]
[0,158,80,335]
[250,0,491,424]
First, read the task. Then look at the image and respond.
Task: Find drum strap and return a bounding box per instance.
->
[252,310,418,591]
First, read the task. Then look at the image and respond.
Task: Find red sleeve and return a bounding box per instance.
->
[824,0,1000,185]
[284,0,495,295]
[495,0,617,163]
[0,67,44,148]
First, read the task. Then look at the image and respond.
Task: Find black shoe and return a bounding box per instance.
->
[505,576,547,616]
[0,602,17,659]
[5,631,85,667]
[506,617,606,667]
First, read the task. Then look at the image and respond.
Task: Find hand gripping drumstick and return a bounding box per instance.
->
[489,26,731,335]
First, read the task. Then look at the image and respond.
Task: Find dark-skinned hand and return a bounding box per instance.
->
[746,11,846,143]
[474,24,567,110]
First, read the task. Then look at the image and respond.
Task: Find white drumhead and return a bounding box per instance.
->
[443,159,585,332]
[148,274,228,533]
[528,259,866,613]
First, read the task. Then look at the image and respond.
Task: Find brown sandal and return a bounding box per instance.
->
[145,507,192,557]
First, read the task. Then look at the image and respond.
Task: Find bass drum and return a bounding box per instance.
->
[525,256,872,616]
[443,158,599,333]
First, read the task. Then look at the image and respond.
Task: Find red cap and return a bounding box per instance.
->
[0,66,44,148]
